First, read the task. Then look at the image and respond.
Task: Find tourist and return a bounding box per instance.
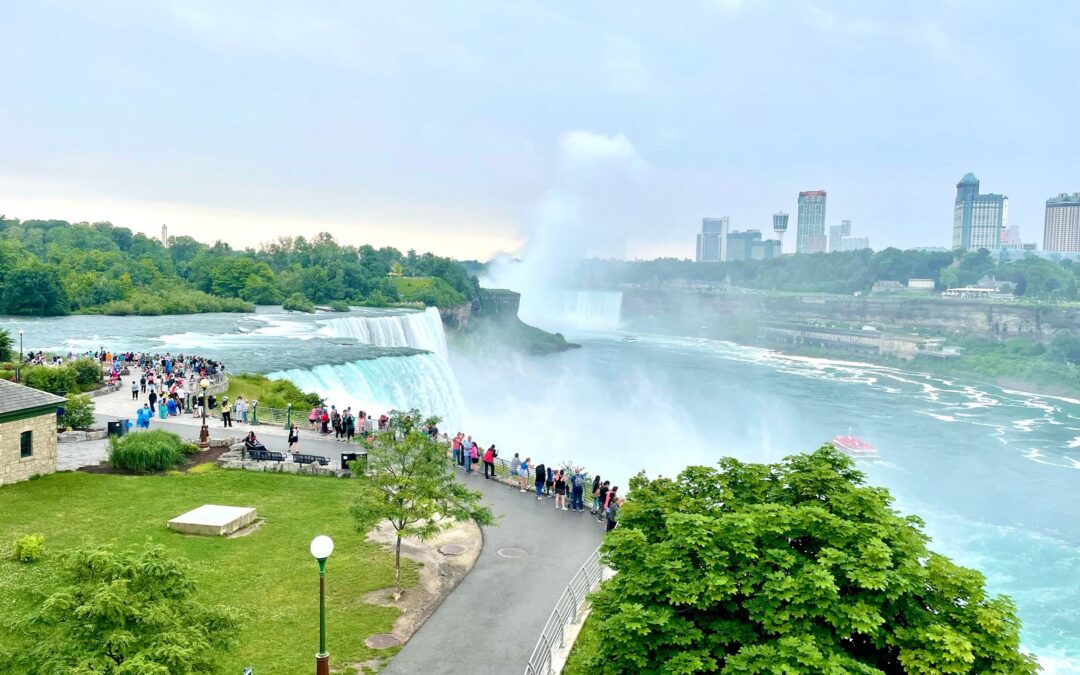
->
[509,452,520,483]
[166,397,178,416]
[606,497,622,532]
[483,445,496,479]
[464,441,474,474]
[469,442,480,475]
[570,469,585,512]
[591,474,602,514]
[534,461,547,500]
[320,409,330,434]
[308,406,318,431]
[596,482,611,523]
[130,380,139,400]
[344,409,356,442]
[221,397,233,427]
[244,431,266,454]
[235,396,247,424]
[139,374,147,394]
[452,433,462,465]
[331,406,342,439]
[288,424,300,451]
[462,435,474,468]
[207,393,217,418]
[554,470,567,511]
[545,466,554,497]
[148,389,157,413]
[518,456,531,492]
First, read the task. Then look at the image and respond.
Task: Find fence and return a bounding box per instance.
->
[523,546,605,675]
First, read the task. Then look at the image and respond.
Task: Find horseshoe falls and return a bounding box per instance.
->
[317,307,448,360]
[518,289,623,332]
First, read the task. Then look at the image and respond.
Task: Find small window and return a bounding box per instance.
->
[20,431,32,458]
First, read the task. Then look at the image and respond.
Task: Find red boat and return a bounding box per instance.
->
[831,434,879,460]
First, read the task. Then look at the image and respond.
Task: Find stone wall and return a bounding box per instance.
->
[0,413,58,487]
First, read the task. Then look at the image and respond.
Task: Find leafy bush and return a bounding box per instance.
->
[0,369,14,381]
[67,357,102,388]
[59,394,96,430]
[109,430,197,472]
[392,276,466,308]
[328,300,351,312]
[282,293,316,313]
[13,534,45,563]
[19,365,77,396]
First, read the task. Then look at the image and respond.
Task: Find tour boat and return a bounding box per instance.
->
[831,434,879,460]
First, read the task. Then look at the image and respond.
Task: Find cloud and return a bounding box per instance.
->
[557,130,647,183]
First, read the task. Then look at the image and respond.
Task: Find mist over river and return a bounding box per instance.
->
[5,300,1080,672]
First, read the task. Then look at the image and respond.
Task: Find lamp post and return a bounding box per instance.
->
[198,378,210,449]
[16,329,23,383]
[310,535,334,675]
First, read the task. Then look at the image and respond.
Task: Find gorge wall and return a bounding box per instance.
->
[621,289,1080,341]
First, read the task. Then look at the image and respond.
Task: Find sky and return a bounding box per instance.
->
[2,0,1079,260]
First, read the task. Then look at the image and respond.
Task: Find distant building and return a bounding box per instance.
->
[870,280,905,295]
[829,220,851,252]
[161,223,169,248]
[0,379,65,487]
[1043,193,1080,252]
[907,278,936,293]
[772,212,789,253]
[796,191,827,254]
[953,173,1007,250]
[726,230,782,261]
[696,217,729,262]
[833,236,870,252]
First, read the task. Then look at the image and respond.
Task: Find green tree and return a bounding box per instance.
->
[60,394,96,430]
[1,263,68,315]
[0,328,12,361]
[350,409,494,597]
[582,447,1038,674]
[3,543,237,674]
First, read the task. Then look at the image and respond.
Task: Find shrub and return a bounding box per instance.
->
[20,365,77,396]
[13,534,45,563]
[328,300,351,312]
[282,293,316,313]
[109,430,197,472]
[67,358,103,388]
[59,394,96,430]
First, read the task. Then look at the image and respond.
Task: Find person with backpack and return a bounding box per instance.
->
[591,475,603,514]
[534,461,546,500]
[571,469,586,512]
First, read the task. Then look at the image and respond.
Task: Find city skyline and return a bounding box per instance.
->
[3,2,1080,260]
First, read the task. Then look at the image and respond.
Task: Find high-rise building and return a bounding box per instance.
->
[1044,193,1080,252]
[772,212,789,253]
[726,230,782,261]
[829,219,851,252]
[832,236,870,252]
[695,217,728,262]
[796,191,827,254]
[161,223,168,248]
[952,173,1007,250]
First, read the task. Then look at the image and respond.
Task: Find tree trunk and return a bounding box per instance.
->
[395,534,402,596]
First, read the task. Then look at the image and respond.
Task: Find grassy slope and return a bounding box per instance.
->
[0,469,417,674]
[562,613,601,674]
[225,373,321,410]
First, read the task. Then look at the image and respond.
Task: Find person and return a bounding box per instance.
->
[331,407,342,439]
[461,435,474,468]
[470,442,480,475]
[591,474,602,515]
[554,470,567,511]
[244,431,266,454]
[135,403,152,429]
[464,441,474,474]
[139,374,147,394]
[236,396,248,424]
[148,389,157,413]
[606,497,622,532]
[534,461,547,500]
[483,445,496,479]
[570,469,586,512]
[596,482,611,523]
[545,466,554,497]
[320,409,330,435]
[509,452,520,484]
[288,424,300,451]
[518,456,531,493]
[308,406,318,431]
[207,394,217,418]
[130,380,139,400]
[452,433,462,465]
[344,410,355,442]
[221,397,232,427]
[166,396,178,416]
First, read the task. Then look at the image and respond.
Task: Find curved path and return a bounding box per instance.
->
[382,471,604,675]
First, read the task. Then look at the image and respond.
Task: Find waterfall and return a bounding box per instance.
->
[317,307,448,359]
[519,290,624,332]
[270,353,465,430]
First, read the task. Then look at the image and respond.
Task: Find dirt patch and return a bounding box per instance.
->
[78,445,232,475]
[357,519,482,649]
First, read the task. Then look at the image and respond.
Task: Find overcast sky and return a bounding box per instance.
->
[2,1,1078,260]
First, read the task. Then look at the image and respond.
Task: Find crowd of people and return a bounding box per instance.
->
[448,433,623,531]
[113,351,236,430]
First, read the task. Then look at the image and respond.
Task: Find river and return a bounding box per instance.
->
[4,299,1079,672]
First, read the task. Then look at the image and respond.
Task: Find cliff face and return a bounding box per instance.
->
[621,289,1080,341]
[439,289,576,354]
[438,289,521,330]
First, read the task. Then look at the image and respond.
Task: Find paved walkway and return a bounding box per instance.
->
[383,472,604,675]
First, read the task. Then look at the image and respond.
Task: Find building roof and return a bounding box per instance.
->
[958,173,979,185]
[0,379,66,416]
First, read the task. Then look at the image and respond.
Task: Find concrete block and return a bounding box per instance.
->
[167,505,256,536]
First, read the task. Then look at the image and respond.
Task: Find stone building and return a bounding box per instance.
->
[0,379,65,487]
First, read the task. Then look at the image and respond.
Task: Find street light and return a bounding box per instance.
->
[310,535,334,675]
[198,378,210,449]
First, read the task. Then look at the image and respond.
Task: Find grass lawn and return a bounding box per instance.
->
[0,467,417,674]
[562,613,601,675]
[225,372,321,410]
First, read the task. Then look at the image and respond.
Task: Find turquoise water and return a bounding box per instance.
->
[5,307,1079,671]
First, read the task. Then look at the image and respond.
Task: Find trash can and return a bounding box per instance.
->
[107,421,123,438]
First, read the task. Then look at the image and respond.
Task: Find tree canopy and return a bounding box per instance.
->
[581,447,1038,674]
[0,216,479,316]
[2,543,238,674]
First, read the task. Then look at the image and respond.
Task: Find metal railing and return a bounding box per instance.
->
[523,546,605,675]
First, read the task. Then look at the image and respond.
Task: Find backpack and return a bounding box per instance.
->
[572,474,584,489]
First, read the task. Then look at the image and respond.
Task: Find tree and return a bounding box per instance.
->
[1,263,68,315]
[60,394,96,430]
[582,447,1038,674]
[3,543,237,674]
[350,409,493,597]
[0,328,12,361]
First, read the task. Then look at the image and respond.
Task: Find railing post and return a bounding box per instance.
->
[251,401,258,425]
[284,403,292,430]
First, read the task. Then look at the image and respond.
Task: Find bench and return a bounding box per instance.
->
[248,449,286,462]
[293,454,329,468]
